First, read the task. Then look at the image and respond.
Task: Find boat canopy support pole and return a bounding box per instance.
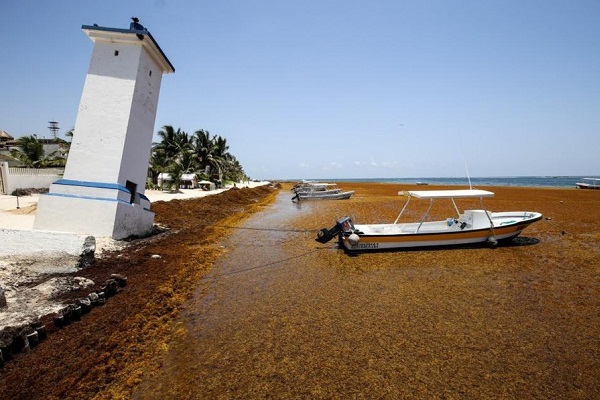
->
[480,197,496,237]
[416,199,434,233]
[393,195,411,224]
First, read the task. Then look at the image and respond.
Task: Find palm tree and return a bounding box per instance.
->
[150,126,196,188]
[54,128,73,160]
[214,135,235,182]
[9,135,66,168]
[164,161,184,192]
[155,125,191,160]
[192,129,212,169]
[149,125,249,188]
[224,158,247,182]
[177,144,197,173]
[9,135,44,167]
[149,148,171,189]
[192,130,234,183]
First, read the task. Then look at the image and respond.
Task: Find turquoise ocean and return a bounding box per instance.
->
[323,176,598,188]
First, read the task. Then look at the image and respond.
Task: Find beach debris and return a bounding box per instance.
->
[151,254,162,259]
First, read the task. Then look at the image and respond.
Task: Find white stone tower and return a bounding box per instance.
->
[34,19,174,239]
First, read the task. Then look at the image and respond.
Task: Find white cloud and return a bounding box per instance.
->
[322,161,343,170]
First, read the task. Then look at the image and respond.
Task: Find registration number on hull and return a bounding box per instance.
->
[348,242,379,250]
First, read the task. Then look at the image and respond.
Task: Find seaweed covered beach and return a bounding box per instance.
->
[1,183,599,399]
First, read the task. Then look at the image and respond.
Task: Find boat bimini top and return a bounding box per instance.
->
[399,189,494,199]
[394,189,495,225]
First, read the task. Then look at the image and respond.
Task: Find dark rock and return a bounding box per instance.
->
[10,327,32,354]
[53,313,65,327]
[78,297,92,314]
[26,330,39,348]
[0,286,6,308]
[111,273,128,287]
[77,236,96,269]
[35,325,47,341]
[71,305,82,321]
[104,279,118,297]
[61,306,73,322]
[0,346,11,363]
[0,329,14,360]
[88,292,99,306]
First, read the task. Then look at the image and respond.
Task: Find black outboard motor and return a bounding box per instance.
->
[316,216,354,244]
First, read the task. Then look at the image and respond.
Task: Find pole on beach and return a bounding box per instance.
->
[16,191,20,209]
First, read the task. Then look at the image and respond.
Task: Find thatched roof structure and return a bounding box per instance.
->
[0,130,14,141]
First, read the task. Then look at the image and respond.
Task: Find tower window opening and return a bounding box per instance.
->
[125,180,137,204]
[114,50,119,56]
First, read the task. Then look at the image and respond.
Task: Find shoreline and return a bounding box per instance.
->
[0,181,269,231]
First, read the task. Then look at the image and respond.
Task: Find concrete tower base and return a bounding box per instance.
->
[33,179,154,240]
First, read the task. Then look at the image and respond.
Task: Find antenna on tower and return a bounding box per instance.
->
[48,121,60,141]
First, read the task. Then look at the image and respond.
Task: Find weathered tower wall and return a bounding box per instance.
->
[34,22,174,239]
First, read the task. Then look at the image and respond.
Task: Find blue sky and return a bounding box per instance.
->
[1,1,599,179]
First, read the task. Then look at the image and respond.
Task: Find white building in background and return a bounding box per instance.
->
[34,20,175,239]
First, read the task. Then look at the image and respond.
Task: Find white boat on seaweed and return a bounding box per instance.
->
[316,189,542,251]
[292,182,354,202]
[575,178,600,190]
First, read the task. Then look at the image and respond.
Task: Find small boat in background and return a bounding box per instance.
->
[292,181,329,193]
[575,178,600,190]
[316,189,542,251]
[292,181,354,202]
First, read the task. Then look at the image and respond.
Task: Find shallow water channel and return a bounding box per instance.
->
[133,191,449,398]
[133,192,367,398]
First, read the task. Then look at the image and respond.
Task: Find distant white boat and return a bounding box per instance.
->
[292,181,354,202]
[291,181,330,193]
[575,178,600,190]
[316,189,542,251]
